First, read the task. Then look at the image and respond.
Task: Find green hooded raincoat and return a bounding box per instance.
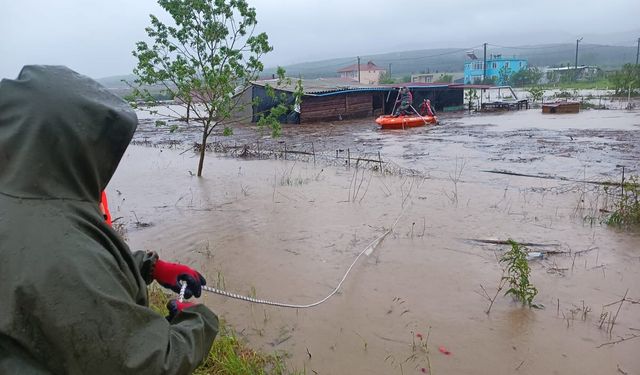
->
[0,66,218,374]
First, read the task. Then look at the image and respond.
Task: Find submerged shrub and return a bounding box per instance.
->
[500,240,538,307]
[606,176,640,227]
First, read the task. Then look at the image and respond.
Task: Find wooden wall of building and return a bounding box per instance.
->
[300,93,373,123]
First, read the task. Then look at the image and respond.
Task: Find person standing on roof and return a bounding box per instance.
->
[394,87,413,116]
[0,65,218,375]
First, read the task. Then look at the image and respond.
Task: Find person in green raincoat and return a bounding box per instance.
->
[393,87,414,116]
[0,66,218,374]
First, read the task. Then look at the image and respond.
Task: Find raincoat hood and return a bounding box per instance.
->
[0,66,217,374]
[0,65,137,201]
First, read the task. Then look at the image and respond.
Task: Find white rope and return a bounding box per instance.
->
[199,213,402,309]
[179,281,187,303]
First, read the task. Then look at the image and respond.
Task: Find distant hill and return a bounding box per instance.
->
[97,74,134,88]
[264,43,638,79]
[99,43,638,91]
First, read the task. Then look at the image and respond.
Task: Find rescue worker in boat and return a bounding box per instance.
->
[0,65,218,374]
[420,98,436,117]
[394,86,413,116]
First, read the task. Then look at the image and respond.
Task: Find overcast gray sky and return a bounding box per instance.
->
[1,0,639,79]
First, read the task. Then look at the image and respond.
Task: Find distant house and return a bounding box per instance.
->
[464,54,528,84]
[541,65,601,83]
[337,60,386,85]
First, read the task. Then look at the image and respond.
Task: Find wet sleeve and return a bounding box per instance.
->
[36,251,218,375]
[132,250,158,284]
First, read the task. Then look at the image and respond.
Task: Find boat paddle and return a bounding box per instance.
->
[390,87,401,116]
[410,105,429,126]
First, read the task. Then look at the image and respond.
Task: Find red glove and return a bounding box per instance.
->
[166,300,196,321]
[153,259,206,299]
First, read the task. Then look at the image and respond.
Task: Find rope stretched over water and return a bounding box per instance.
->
[199,214,402,309]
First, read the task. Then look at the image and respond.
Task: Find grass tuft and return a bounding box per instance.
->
[148,285,298,374]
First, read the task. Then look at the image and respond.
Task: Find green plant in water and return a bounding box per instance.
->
[606,175,640,227]
[464,89,478,111]
[527,86,544,103]
[499,240,538,307]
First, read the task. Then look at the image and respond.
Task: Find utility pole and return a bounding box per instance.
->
[574,37,583,81]
[483,42,487,83]
[388,63,392,76]
[636,37,639,65]
[357,56,361,83]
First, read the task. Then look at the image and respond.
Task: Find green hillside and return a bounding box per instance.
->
[264,43,638,79]
[99,43,637,90]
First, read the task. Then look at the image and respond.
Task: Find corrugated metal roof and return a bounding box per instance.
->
[251,78,464,96]
[252,78,388,96]
[380,82,451,89]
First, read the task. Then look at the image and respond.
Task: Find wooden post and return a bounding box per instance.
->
[336,149,338,159]
[378,151,383,172]
[312,142,316,166]
[284,142,287,160]
[621,166,625,209]
[347,148,351,168]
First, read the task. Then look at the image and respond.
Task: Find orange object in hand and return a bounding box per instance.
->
[100,191,112,226]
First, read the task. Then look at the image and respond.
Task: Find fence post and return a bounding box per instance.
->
[284,142,287,160]
[621,166,625,208]
[347,148,351,168]
[378,151,383,172]
[311,142,316,166]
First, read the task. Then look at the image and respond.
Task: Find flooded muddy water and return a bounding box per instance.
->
[135,108,640,181]
[112,109,640,374]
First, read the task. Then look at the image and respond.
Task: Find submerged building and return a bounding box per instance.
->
[235,78,465,124]
[464,54,528,84]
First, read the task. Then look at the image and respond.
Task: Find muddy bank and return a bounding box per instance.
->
[110,144,640,374]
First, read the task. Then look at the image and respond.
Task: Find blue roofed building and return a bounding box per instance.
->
[464,54,528,84]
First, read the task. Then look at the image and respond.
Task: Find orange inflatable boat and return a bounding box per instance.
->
[375,115,437,129]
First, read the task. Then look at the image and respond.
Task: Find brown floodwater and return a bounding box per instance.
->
[112,109,640,374]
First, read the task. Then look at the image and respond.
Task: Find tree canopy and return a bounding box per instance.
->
[130,0,284,176]
[609,63,640,96]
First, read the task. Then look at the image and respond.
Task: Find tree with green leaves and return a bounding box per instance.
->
[609,63,640,96]
[464,89,478,112]
[256,69,303,135]
[527,86,544,103]
[509,67,543,87]
[130,0,292,176]
[378,71,395,84]
[497,66,512,85]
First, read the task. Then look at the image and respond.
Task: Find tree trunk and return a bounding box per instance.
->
[197,125,208,177]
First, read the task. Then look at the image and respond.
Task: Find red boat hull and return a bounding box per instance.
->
[375,115,437,129]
